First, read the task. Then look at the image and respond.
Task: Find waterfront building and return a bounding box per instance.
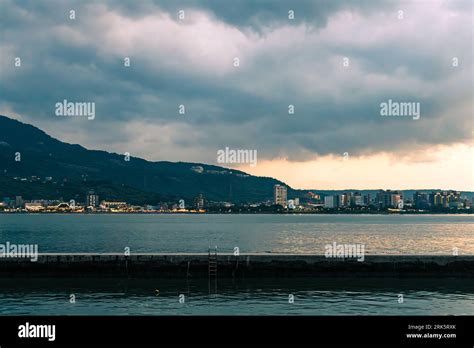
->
[194,193,205,210]
[376,190,403,208]
[335,194,347,207]
[445,191,461,207]
[24,202,44,212]
[352,192,364,206]
[413,192,429,209]
[55,202,72,211]
[100,201,127,210]
[345,192,353,205]
[429,191,461,208]
[324,196,335,208]
[364,193,371,206]
[274,185,288,207]
[429,192,443,206]
[15,196,24,208]
[86,191,99,208]
[391,193,403,208]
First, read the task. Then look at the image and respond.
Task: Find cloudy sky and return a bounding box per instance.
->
[1,0,472,190]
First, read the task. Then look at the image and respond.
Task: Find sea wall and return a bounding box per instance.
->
[0,254,472,278]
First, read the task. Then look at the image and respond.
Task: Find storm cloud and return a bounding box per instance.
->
[0,0,472,164]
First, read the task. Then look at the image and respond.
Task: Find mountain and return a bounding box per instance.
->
[0,115,290,204]
[1,115,471,205]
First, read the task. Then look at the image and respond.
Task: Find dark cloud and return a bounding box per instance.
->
[0,0,472,164]
[107,0,398,29]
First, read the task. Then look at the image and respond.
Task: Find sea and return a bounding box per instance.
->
[0,214,472,315]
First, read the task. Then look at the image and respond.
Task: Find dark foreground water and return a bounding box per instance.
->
[0,214,472,254]
[0,277,472,315]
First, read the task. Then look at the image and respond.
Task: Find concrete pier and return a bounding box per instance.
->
[0,254,472,278]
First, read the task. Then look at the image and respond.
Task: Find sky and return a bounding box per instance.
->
[0,0,472,190]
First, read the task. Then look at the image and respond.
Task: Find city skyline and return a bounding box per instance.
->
[3,187,472,213]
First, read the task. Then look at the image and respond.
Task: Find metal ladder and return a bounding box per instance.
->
[208,246,217,293]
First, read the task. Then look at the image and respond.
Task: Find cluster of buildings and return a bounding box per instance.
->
[273,184,378,210]
[412,191,467,210]
[0,191,210,213]
[322,190,470,211]
[324,192,370,208]
[271,185,471,212]
[0,185,471,214]
[0,197,78,212]
[323,190,404,209]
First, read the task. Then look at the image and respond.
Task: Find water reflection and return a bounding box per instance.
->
[0,277,472,315]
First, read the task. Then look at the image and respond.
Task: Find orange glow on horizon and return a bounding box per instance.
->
[234,144,474,191]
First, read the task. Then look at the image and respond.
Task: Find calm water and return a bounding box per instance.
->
[0,277,472,315]
[0,214,472,315]
[0,214,472,254]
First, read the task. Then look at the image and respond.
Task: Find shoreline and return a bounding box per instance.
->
[0,211,472,215]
